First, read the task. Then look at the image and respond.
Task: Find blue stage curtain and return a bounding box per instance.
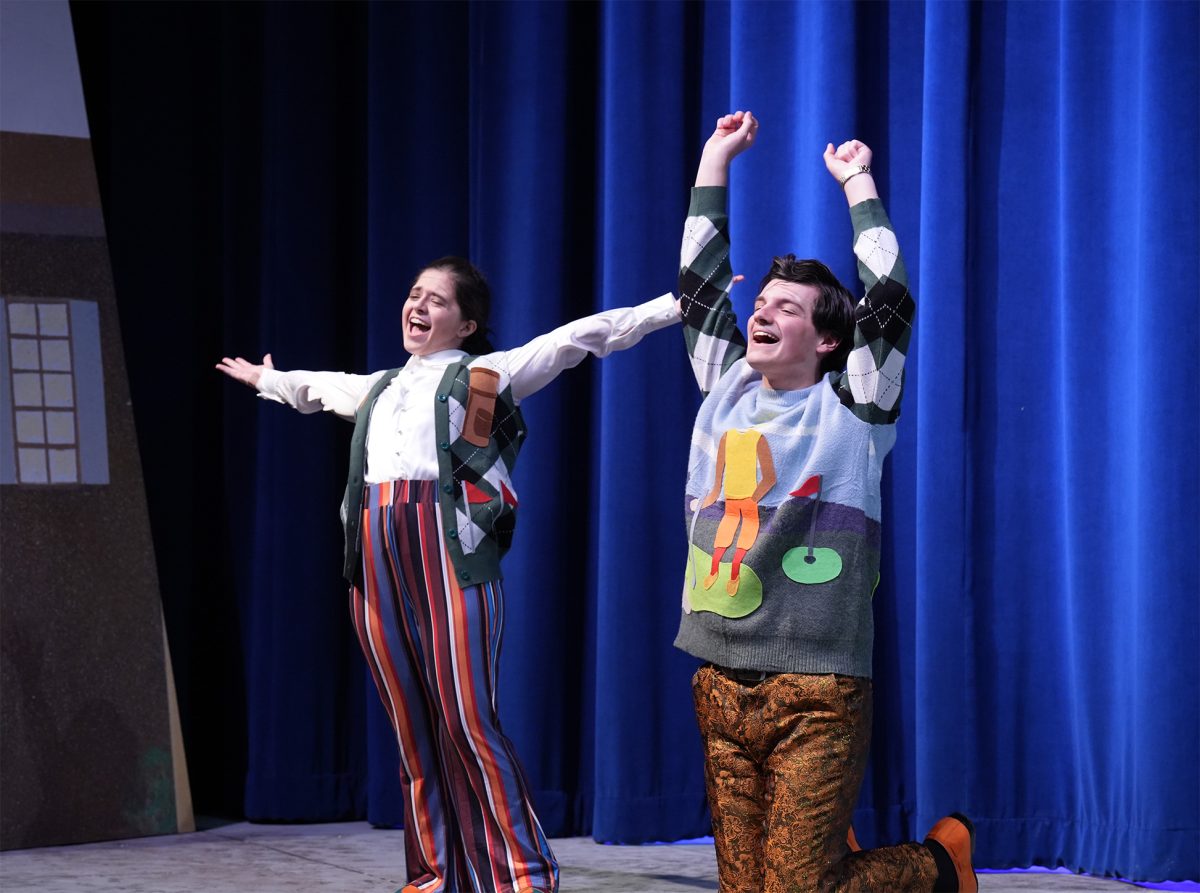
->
[72,0,1197,881]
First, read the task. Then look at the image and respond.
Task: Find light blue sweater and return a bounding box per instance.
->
[673,187,913,677]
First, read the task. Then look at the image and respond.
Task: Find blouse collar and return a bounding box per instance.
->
[405,348,467,370]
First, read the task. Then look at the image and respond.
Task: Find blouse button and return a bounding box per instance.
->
[442,483,453,494]
[439,441,450,451]
[448,529,458,540]
[437,394,448,403]
[459,570,471,582]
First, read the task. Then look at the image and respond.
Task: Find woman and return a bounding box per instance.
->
[217,256,676,893]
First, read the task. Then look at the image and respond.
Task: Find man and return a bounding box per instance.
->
[674,110,977,893]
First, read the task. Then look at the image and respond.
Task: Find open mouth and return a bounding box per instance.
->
[408,318,431,336]
[751,330,779,345]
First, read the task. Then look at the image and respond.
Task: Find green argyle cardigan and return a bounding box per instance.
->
[339,358,528,586]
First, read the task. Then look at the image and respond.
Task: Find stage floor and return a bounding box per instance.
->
[0,820,1169,892]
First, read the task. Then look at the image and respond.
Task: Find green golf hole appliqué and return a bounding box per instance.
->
[781,547,842,585]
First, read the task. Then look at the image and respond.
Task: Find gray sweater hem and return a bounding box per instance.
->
[674,624,873,678]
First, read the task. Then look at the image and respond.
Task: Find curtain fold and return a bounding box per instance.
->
[72,0,1197,880]
[588,0,714,844]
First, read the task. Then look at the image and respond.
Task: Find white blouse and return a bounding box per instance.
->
[256,294,678,483]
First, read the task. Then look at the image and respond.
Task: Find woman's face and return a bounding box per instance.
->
[402,268,477,356]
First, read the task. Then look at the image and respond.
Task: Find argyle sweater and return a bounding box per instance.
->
[673,186,913,677]
[341,357,527,586]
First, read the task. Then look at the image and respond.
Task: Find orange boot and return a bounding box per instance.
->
[924,813,977,892]
[846,823,862,853]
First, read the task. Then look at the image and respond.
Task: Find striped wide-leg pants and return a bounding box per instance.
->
[349,480,558,893]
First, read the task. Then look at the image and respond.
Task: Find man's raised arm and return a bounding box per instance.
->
[823,140,915,425]
[679,111,757,395]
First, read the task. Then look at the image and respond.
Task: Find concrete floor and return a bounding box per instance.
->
[0,820,1176,892]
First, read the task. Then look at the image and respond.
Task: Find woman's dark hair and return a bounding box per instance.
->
[418,256,495,354]
[757,255,856,374]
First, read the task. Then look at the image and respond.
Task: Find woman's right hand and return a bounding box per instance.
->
[216,353,274,388]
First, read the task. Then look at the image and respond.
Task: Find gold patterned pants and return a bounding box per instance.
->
[692,665,938,893]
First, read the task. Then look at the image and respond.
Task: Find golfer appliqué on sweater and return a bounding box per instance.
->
[684,457,848,619]
[684,427,774,617]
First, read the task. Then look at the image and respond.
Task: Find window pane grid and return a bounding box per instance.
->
[7,301,80,484]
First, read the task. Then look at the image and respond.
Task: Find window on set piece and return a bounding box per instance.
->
[2,298,108,485]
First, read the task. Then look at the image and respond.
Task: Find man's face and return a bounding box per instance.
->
[402,268,476,356]
[746,279,837,390]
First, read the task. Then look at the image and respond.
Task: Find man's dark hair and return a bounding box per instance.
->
[757,255,855,375]
[418,256,495,354]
